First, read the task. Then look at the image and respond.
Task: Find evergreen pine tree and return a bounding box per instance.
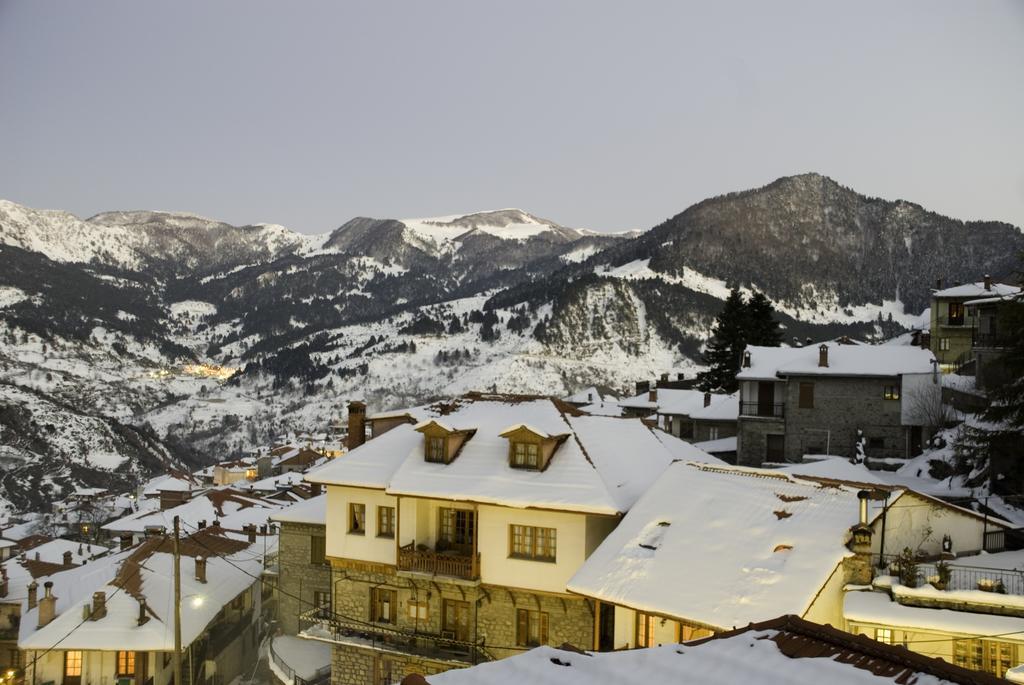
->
[697,288,748,393]
[746,290,783,346]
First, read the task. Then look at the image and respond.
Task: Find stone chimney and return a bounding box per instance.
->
[984,274,992,291]
[197,520,207,530]
[648,388,657,403]
[703,392,712,408]
[195,555,207,583]
[137,598,150,626]
[62,550,73,566]
[818,344,829,368]
[245,524,256,543]
[742,350,751,368]
[844,491,875,586]
[27,580,38,610]
[37,582,57,628]
[91,591,107,620]
[935,278,943,290]
[310,482,322,497]
[119,534,132,551]
[347,401,367,450]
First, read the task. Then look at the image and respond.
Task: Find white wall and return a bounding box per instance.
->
[901,372,941,426]
[324,485,398,565]
[802,562,846,628]
[477,505,588,594]
[873,492,993,557]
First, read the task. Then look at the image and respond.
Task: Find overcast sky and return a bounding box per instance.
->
[1,1,1022,234]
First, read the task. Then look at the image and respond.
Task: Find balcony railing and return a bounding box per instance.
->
[739,402,785,418]
[298,607,492,665]
[874,553,1024,597]
[398,542,479,580]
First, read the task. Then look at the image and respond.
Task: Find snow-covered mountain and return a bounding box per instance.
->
[1,175,1020,513]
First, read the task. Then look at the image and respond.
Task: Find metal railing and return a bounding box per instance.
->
[874,554,1024,596]
[298,606,492,665]
[398,542,479,580]
[739,402,785,418]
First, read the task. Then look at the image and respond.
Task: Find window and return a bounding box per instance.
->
[635,612,656,648]
[953,638,1017,675]
[439,508,475,554]
[407,599,429,621]
[117,651,135,676]
[443,599,471,641]
[798,382,815,409]
[64,651,82,677]
[310,535,326,564]
[515,609,549,647]
[314,590,332,618]
[377,506,395,538]
[511,441,540,469]
[370,588,397,624]
[948,302,965,326]
[708,426,719,441]
[939,337,950,351]
[874,628,892,644]
[426,436,447,463]
[883,385,900,400]
[868,437,884,450]
[349,503,366,534]
[510,525,556,561]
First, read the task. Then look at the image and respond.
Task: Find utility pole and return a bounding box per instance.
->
[173,516,183,685]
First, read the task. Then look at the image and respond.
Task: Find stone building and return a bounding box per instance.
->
[735,342,939,466]
[300,395,714,685]
[965,290,1021,391]
[929,277,1021,372]
[271,495,330,635]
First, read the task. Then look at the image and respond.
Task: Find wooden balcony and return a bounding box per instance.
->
[398,542,479,580]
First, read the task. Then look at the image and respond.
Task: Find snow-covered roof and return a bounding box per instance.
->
[103,490,282,534]
[737,343,936,381]
[653,390,722,417]
[238,471,305,493]
[688,393,739,421]
[691,436,737,454]
[12,537,110,565]
[271,494,326,526]
[564,387,604,405]
[777,457,887,485]
[19,529,266,651]
[567,462,869,629]
[142,472,200,496]
[845,589,1024,639]
[307,397,713,515]
[577,401,623,417]
[417,614,979,685]
[965,291,1024,306]
[933,281,1021,299]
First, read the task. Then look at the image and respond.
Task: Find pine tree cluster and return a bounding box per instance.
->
[697,289,783,393]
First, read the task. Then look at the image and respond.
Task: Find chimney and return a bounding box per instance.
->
[984,274,992,291]
[91,591,107,620]
[844,491,875,585]
[635,381,650,396]
[27,580,38,610]
[818,344,829,368]
[677,373,685,381]
[648,388,657,403]
[703,392,712,407]
[212,519,221,528]
[137,598,150,626]
[310,482,322,497]
[197,520,207,530]
[245,524,256,543]
[63,550,73,566]
[37,582,56,628]
[346,401,367,450]
[742,351,751,368]
[195,555,207,583]
[935,278,943,290]
[660,373,669,382]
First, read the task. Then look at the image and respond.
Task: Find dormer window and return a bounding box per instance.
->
[426,437,447,463]
[499,424,569,472]
[415,419,475,465]
[511,442,540,469]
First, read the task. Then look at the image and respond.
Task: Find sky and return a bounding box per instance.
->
[1,1,1022,234]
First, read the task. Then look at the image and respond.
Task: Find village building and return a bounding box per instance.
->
[735,342,940,466]
[965,290,1022,391]
[401,614,1006,685]
[566,461,1010,665]
[18,526,269,685]
[300,394,716,685]
[689,392,739,444]
[140,472,204,511]
[271,495,329,636]
[929,277,1021,373]
[561,387,615,409]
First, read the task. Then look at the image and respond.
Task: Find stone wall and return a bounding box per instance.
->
[326,558,594,685]
[736,416,785,466]
[279,521,331,634]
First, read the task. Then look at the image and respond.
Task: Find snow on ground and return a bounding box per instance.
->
[170,300,218,318]
[270,635,331,682]
[0,285,30,308]
[560,244,601,263]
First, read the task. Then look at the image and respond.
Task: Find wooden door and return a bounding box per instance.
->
[757,382,775,416]
[598,601,616,651]
[439,509,475,555]
[766,434,785,462]
[442,599,471,642]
